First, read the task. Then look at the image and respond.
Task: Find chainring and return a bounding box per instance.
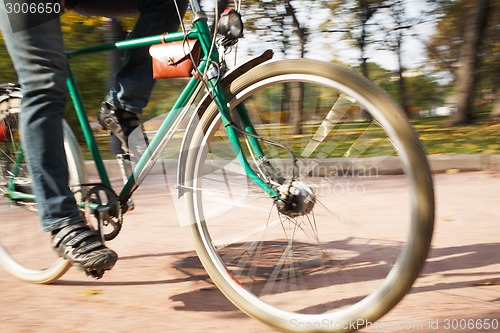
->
[84,184,123,241]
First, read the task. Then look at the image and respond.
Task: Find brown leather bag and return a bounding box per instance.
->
[149,39,201,79]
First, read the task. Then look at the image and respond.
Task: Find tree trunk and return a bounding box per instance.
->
[289,82,304,135]
[285,0,307,134]
[395,34,411,117]
[489,92,500,123]
[357,0,372,79]
[359,24,369,78]
[446,0,491,125]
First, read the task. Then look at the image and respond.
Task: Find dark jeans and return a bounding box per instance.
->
[0,0,188,232]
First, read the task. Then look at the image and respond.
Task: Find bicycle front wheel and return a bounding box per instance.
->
[183,59,434,332]
[0,97,86,283]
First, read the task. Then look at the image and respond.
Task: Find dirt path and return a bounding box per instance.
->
[1,171,499,333]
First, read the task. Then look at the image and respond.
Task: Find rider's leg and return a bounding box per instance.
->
[0,1,117,278]
[104,0,190,113]
[69,0,189,153]
[0,2,80,233]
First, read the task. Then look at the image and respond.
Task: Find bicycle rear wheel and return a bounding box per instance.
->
[183,59,434,332]
[0,90,86,283]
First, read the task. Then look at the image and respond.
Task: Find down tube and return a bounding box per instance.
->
[118,76,201,202]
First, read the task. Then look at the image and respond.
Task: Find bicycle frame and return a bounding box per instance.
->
[48,0,278,212]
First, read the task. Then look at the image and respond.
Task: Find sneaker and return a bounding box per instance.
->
[98,102,139,153]
[52,220,118,279]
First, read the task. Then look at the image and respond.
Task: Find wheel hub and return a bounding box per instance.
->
[276,181,316,217]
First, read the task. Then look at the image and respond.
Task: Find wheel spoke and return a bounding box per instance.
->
[301,94,356,158]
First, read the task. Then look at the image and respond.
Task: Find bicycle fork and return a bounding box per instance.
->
[207,76,312,216]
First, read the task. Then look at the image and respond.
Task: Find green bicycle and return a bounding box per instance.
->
[0,1,434,332]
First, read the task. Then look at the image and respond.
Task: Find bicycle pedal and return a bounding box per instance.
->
[97,206,111,242]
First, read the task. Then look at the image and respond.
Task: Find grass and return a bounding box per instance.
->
[412,116,500,155]
[81,115,500,160]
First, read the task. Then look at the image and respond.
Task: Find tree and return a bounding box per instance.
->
[242,0,316,134]
[321,0,390,79]
[374,0,430,117]
[322,0,433,117]
[482,0,500,122]
[428,0,498,124]
[282,1,307,134]
[446,0,491,125]
[241,0,317,58]
[426,1,464,78]
[383,0,409,116]
[353,62,447,114]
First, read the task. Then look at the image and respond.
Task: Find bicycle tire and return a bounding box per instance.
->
[183,59,434,332]
[0,103,86,283]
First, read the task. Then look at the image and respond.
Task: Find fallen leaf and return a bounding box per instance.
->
[81,289,102,296]
[474,279,500,287]
[420,273,446,283]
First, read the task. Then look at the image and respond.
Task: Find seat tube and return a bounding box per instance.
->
[66,66,111,186]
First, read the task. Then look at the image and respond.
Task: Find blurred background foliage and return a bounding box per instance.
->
[0,0,498,155]
[240,0,498,123]
[0,11,187,142]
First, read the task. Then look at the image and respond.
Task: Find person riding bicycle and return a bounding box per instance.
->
[0,0,188,279]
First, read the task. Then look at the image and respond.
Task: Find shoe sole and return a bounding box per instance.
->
[72,254,118,279]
